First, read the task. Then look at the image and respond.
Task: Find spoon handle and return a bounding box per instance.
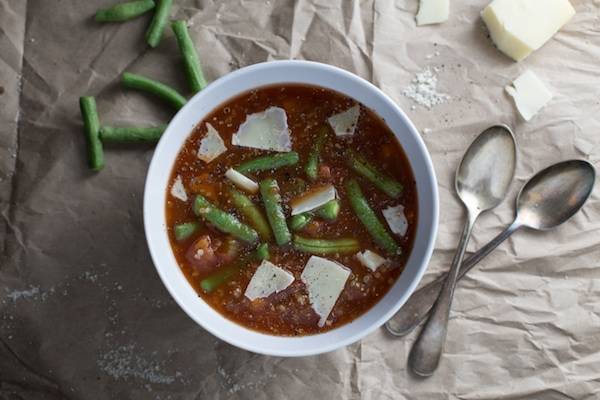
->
[385,220,522,337]
[409,212,476,377]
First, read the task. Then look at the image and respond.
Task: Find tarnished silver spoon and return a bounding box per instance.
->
[386,159,596,337]
[409,125,517,377]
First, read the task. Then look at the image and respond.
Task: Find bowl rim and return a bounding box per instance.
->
[144,60,439,356]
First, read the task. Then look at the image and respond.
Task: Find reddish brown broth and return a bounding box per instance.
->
[166,84,418,336]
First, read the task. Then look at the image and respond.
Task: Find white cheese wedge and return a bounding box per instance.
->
[170,175,188,202]
[327,105,360,137]
[290,185,337,216]
[225,168,259,194]
[416,0,449,26]
[198,123,227,163]
[244,260,294,301]
[505,70,553,121]
[231,107,292,152]
[481,0,575,62]
[301,256,351,327]
[382,205,409,237]
[355,250,388,272]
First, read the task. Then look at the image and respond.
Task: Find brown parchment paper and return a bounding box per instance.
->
[1,0,600,398]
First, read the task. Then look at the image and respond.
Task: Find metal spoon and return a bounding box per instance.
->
[409,125,517,377]
[386,159,596,337]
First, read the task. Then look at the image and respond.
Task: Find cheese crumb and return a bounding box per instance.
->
[170,175,188,202]
[505,70,553,121]
[245,260,294,301]
[198,123,227,163]
[355,250,388,272]
[403,68,450,109]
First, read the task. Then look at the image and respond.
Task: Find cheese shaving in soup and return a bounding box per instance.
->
[327,105,360,137]
[198,123,227,163]
[382,205,409,237]
[290,185,337,216]
[245,260,294,301]
[356,250,387,271]
[231,107,292,152]
[301,256,351,327]
[170,175,188,202]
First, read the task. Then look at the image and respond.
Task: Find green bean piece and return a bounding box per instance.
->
[145,0,172,47]
[293,235,359,255]
[315,199,340,221]
[95,0,155,22]
[259,179,291,246]
[171,20,207,94]
[347,150,403,198]
[345,179,400,255]
[236,152,299,174]
[305,126,328,181]
[254,243,270,260]
[79,96,104,171]
[100,125,166,143]
[289,213,313,231]
[193,195,258,244]
[174,222,199,241]
[229,188,272,241]
[122,72,186,109]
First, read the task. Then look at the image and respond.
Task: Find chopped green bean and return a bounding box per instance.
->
[122,72,186,109]
[255,243,270,260]
[145,0,172,47]
[79,96,104,171]
[305,126,328,181]
[347,150,403,198]
[236,152,299,174]
[293,235,359,255]
[288,213,312,231]
[95,0,155,22]
[100,125,166,143]
[315,199,340,221]
[229,188,272,241]
[193,195,258,244]
[174,222,199,241]
[259,179,291,246]
[171,20,207,94]
[345,179,400,255]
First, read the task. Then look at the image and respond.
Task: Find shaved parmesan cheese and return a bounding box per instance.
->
[505,70,553,121]
[301,256,351,327]
[170,175,188,202]
[290,185,337,216]
[416,0,449,26]
[356,250,388,272]
[245,260,294,301]
[231,107,292,152]
[382,205,409,237]
[225,168,259,194]
[327,105,360,137]
[198,123,227,163]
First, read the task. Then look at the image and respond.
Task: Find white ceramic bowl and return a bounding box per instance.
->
[144,60,439,357]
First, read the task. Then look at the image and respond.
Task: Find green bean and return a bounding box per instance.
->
[305,126,328,181]
[229,188,272,241]
[95,0,155,22]
[174,222,199,241]
[315,199,340,220]
[122,72,186,109]
[100,125,166,143]
[345,179,400,255]
[145,0,172,47]
[288,213,312,231]
[254,243,270,260]
[171,20,207,94]
[293,235,359,255]
[236,152,299,174]
[259,179,291,246]
[79,96,104,171]
[193,195,258,243]
[347,150,403,198]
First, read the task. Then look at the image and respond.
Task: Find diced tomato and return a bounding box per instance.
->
[318,165,332,179]
[186,235,220,274]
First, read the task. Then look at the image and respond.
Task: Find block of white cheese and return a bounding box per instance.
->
[481,0,575,62]
[327,105,360,137]
[355,250,388,272]
[290,185,337,216]
[416,0,449,26]
[505,70,553,121]
[198,123,227,163]
[225,168,259,194]
[170,175,188,202]
[382,205,409,237]
[232,107,292,152]
[301,256,351,327]
[244,260,294,301]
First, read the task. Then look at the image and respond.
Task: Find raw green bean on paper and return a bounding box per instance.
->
[174,222,199,241]
[293,235,359,255]
[305,126,328,181]
[345,179,400,255]
[122,72,186,109]
[259,179,291,246]
[95,0,155,22]
[229,188,272,242]
[314,199,340,220]
[347,150,403,198]
[145,0,172,47]
[171,20,207,94]
[288,213,312,231]
[236,152,299,174]
[79,96,104,171]
[100,125,166,143]
[193,195,259,244]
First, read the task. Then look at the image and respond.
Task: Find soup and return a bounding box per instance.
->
[166,84,418,336]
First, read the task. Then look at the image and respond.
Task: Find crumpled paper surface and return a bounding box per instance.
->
[1,0,599,398]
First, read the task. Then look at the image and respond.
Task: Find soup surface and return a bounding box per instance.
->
[166,84,418,335]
